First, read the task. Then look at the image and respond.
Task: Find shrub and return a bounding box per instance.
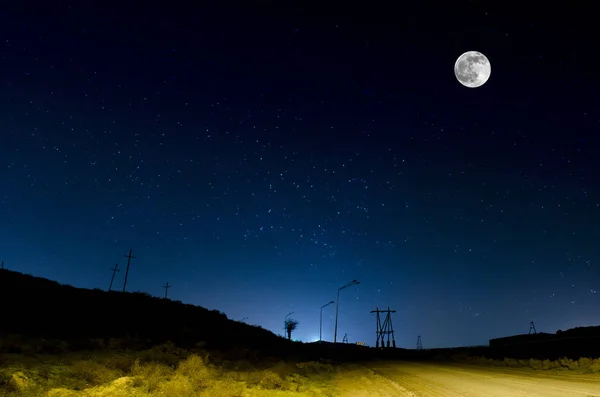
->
[204,377,245,396]
[589,358,600,373]
[258,370,284,389]
[542,359,559,370]
[529,359,543,370]
[559,357,579,370]
[68,359,115,385]
[130,360,171,392]
[296,361,334,375]
[502,358,521,368]
[104,354,137,372]
[157,373,194,396]
[176,354,212,390]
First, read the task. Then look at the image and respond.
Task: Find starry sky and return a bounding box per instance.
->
[1,2,599,348]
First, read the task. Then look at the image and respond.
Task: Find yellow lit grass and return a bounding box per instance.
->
[0,344,338,396]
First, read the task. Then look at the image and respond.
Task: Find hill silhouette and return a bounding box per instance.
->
[0,268,378,362]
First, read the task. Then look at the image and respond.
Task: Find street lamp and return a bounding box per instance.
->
[284,312,294,336]
[320,301,335,342]
[334,279,360,343]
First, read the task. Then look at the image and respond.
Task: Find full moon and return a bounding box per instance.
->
[454,51,491,88]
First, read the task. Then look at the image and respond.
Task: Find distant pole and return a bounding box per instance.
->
[1,260,3,269]
[108,264,120,291]
[122,249,136,292]
[320,300,335,342]
[417,335,423,350]
[334,280,360,343]
[163,282,171,299]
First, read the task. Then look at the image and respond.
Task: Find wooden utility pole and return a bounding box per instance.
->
[108,264,120,291]
[163,282,171,299]
[122,249,136,292]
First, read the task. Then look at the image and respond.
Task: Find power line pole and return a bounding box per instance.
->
[108,264,120,291]
[417,335,423,350]
[163,282,171,299]
[1,260,4,269]
[370,307,397,348]
[122,249,136,292]
[529,321,537,334]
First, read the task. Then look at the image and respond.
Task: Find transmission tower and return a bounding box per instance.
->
[342,333,348,343]
[416,335,423,350]
[370,307,396,348]
[529,321,537,334]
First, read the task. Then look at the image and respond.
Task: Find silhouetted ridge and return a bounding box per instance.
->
[0,269,293,355]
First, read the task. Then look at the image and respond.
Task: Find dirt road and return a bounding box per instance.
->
[335,361,600,396]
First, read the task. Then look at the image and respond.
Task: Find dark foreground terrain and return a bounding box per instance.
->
[1,269,600,396]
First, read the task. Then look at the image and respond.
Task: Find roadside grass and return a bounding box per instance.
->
[456,355,600,373]
[0,342,339,396]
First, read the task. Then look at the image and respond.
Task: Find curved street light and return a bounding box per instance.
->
[319,301,335,342]
[334,280,360,343]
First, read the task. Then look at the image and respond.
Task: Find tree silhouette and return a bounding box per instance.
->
[284,318,299,340]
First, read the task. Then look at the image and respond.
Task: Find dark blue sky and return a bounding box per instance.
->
[1,2,599,348]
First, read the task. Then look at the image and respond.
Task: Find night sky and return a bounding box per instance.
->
[1,2,599,348]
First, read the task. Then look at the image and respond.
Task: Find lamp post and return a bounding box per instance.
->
[334,280,360,343]
[320,301,335,342]
[284,312,294,337]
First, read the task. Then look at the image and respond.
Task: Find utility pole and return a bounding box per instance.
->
[320,300,335,342]
[108,264,120,291]
[163,282,171,299]
[1,260,4,269]
[417,335,423,350]
[122,249,136,292]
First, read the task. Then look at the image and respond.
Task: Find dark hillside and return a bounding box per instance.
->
[0,269,307,359]
[0,269,409,363]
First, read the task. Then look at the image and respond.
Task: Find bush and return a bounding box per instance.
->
[502,358,521,368]
[157,373,194,396]
[130,360,171,392]
[205,377,245,396]
[529,359,543,370]
[258,370,284,389]
[559,357,579,370]
[176,355,212,390]
[68,359,115,385]
[589,358,600,373]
